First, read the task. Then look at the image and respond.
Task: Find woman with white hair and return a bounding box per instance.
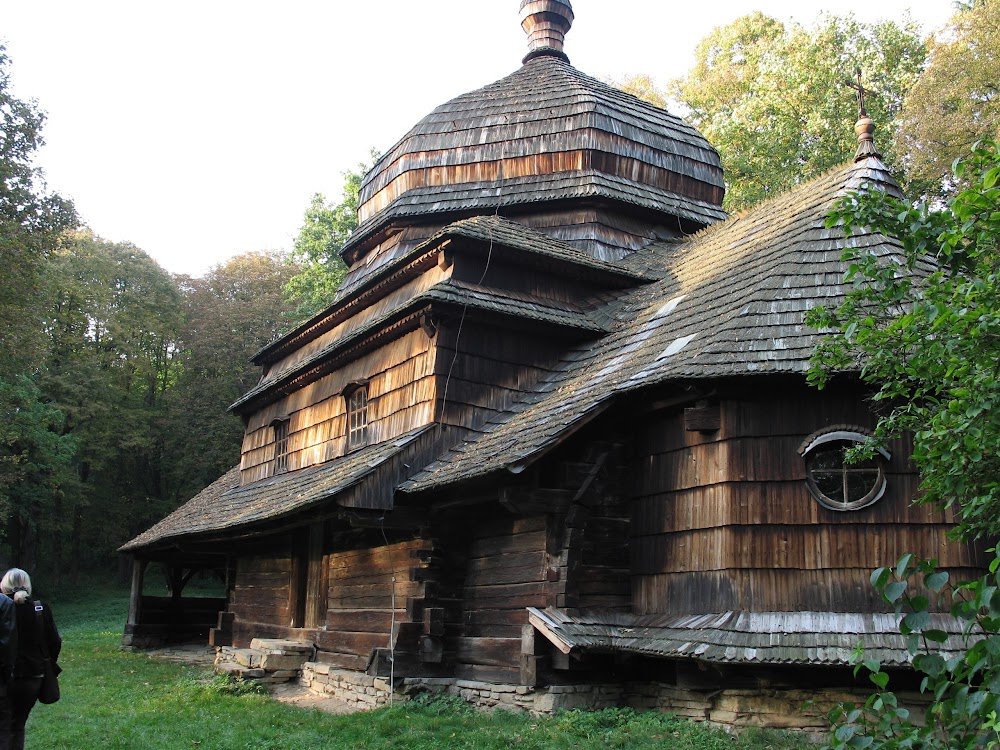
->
[0,569,60,750]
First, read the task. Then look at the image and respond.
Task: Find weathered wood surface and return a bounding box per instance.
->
[435,323,567,431]
[354,56,724,228]
[451,511,553,675]
[256,243,444,369]
[240,329,437,484]
[630,389,985,615]
[229,549,293,629]
[314,538,434,668]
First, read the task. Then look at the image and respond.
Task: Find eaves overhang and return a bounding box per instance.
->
[233,279,612,416]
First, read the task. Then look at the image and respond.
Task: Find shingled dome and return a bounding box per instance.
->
[345,1,725,263]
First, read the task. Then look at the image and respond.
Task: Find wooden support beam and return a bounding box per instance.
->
[126,558,147,628]
[499,487,572,515]
[343,507,428,529]
[527,609,573,655]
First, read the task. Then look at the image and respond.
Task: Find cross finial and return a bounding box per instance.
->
[845,67,875,119]
[846,69,881,162]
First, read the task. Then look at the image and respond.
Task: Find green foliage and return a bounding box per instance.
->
[607,74,668,109]
[673,13,926,211]
[0,375,76,547]
[808,140,1000,540]
[896,0,1000,198]
[160,250,300,502]
[25,230,184,574]
[202,673,270,697]
[0,44,78,554]
[285,154,375,319]
[823,551,1000,750]
[0,44,78,381]
[811,140,1000,748]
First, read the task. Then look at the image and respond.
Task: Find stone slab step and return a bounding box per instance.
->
[250,638,314,655]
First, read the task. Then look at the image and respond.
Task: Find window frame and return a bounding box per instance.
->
[272,417,290,475]
[799,428,890,512]
[344,383,370,452]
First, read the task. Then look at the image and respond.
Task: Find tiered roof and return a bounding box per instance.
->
[400,156,903,492]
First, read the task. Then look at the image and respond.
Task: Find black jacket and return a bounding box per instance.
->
[0,594,14,681]
[13,598,60,680]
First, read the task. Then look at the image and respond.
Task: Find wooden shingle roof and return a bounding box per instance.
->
[400,156,904,493]
[528,607,974,668]
[253,216,647,370]
[126,156,904,552]
[344,55,725,261]
[119,427,433,552]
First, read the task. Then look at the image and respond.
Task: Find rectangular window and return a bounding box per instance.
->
[347,387,369,451]
[273,419,290,474]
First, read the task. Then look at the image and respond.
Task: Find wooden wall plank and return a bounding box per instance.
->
[630,386,980,617]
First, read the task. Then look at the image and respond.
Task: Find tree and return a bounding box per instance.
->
[896,0,1000,199]
[159,251,301,504]
[808,140,1000,540]
[0,44,78,565]
[809,141,1000,747]
[29,230,183,577]
[284,155,374,319]
[825,552,1000,750]
[606,74,668,109]
[0,45,77,379]
[673,13,926,211]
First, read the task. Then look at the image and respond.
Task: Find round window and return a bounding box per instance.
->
[799,428,889,511]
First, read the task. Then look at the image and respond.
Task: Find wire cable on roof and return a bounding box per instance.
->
[440,119,506,415]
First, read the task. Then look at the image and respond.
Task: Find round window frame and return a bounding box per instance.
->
[799,429,890,512]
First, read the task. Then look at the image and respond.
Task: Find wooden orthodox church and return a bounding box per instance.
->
[121,0,985,728]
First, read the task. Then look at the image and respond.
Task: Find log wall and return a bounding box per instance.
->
[230,541,294,644]
[455,512,554,684]
[631,385,985,615]
[315,538,434,671]
[240,328,438,484]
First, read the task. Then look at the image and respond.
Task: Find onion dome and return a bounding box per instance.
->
[343,1,725,265]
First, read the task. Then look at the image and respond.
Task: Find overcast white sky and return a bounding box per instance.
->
[3,0,957,277]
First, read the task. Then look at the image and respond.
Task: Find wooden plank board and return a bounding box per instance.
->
[324,609,400,633]
[455,637,522,668]
[631,524,973,573]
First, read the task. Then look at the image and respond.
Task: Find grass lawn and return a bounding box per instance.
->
[26,584,815,749]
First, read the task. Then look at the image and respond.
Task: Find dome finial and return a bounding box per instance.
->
[519,0,574,64]
[846,68,881,162]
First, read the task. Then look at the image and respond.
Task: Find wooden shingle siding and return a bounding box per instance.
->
[356,57,723,223]
[630,388,986,616]
[240,330,437,484]
[399,159,907,495]
[331,227,438,307]
[261,265,449,388]
[435,323,567,430]
[344,56,724,262]
[518,209,684,261]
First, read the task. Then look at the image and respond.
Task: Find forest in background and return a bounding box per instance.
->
[1,1,996,583]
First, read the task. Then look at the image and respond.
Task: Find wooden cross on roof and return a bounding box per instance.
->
[847,68,881,161]
[844,68,876,118]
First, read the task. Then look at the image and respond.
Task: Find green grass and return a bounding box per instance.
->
[29,587,813,749]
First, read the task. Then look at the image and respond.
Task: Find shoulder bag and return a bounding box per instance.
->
[34,602,60,704]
